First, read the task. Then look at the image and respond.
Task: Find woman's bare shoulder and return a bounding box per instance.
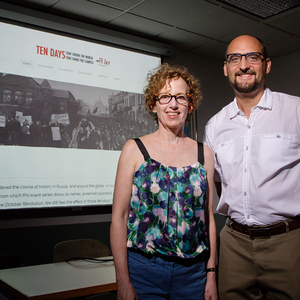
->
[121,139,140,157]
[120,138,146,171]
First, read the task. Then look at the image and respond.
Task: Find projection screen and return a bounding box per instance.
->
[0,19,161,218]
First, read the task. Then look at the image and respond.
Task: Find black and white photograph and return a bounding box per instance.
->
[0,73,157,151]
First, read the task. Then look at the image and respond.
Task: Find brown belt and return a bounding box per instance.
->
[226,217,300,238]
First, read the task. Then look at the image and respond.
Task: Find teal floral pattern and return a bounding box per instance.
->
[127,157,208,258]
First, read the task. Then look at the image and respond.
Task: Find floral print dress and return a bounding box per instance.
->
[127,138,208,258]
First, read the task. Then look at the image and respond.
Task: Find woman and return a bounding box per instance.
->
[110,63,218,300]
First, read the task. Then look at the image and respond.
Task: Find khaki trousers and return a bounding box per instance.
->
[218,224,300,300]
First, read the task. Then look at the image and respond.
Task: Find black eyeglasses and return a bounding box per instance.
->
[155,93,191,105]
[226,52,264,65]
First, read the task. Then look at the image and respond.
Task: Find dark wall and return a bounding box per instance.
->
[0,221,111,268]
[0,215,225,269]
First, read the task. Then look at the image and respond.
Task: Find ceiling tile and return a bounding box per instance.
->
[189,40,227,60]
[265,8,300,36]
[22,0,58,5]
[214,0,300,19]
[155,28,212,51]
[183,6,259,39]
[107,13,173,38]
[129,0,219,27]
[130,0,258,39]
[88,0,144,11]
[219,23,294,46]
[266,36,300,57]
[49,0,123,24]
[0,0,58,9]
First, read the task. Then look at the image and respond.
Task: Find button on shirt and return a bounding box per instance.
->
[204,88,300,226]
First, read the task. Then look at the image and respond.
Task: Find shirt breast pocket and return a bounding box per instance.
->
[260,133,300,161]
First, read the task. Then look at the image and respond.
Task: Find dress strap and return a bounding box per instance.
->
[134,138,203,164]
[134,138,150,161]
[198,142,204,165]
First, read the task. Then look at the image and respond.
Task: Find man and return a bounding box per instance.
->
[204,35,300,299]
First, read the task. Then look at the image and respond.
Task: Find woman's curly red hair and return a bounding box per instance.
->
[144,63,202,122]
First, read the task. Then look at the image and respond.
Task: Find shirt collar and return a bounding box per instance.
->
[229,88,273,119]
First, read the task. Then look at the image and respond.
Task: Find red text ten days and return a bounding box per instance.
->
[36,46,65,59]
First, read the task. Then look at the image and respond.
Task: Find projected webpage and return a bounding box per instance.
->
[0,21,160,210]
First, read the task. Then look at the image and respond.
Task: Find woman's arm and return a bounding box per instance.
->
[203,144,218,300]
[110,140,140,300]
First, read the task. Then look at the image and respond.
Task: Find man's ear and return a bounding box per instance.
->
[266,58,271,74]
[223,62,228,77]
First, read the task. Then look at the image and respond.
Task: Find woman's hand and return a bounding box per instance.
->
[117,281,138,300]
[204,272,218,300]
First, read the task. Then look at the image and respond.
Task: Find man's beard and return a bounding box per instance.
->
[229,72,264,93]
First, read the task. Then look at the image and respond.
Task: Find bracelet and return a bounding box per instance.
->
[206,268,216,273]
